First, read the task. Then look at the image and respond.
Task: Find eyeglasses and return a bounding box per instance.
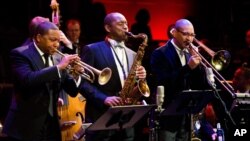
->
[176,29,196,37]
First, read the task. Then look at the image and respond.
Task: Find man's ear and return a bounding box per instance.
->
[35,34,42,42]
[104,24,111,33]
[171,28,177,37]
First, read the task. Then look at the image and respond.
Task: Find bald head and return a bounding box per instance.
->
[103,12,128,41]
[174,19,193,29]
[104,12,126,25]
[171,19,196,49]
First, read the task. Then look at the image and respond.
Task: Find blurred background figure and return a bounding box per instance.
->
[211,63,250,140]
[233,29,250,69]
[82,2,107,44]
[130,8,155,92]
[232,63,250,93]
[63,18,85,54]
[131,8,152,51]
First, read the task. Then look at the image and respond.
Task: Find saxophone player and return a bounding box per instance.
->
[79,12,147,141]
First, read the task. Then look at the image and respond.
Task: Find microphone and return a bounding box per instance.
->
[156,86,164,112]
[216,123,225,141]
[205,67,216,88]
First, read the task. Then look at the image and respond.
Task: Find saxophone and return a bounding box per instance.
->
[119,32,150,105]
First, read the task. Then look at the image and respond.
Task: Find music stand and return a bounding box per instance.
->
[162,89,215,116]
[87,105,155,131]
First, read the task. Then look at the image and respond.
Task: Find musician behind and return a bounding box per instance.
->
[232,63,250,93]
[2,21,83,141]
[61,18,85,55]
[211,64,250,139]
[79,12,147,141]
[230,64,250,129]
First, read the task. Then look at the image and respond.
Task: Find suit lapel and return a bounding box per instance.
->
[163,41,182,67]
[28,44,45,70]
[124,47,134,69]
[28,43,54,105]
[99,42,115,67]
[100,41,122,87]
[100,42,120,73]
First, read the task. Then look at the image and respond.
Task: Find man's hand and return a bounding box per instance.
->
[188,54,201,69]
[136,66,146,79]
[57,54,80,70]
[57,97,64,106]
[69,63,84,80]
[59,30,73,48]
[104,96,123,107]
[72,63,85,74]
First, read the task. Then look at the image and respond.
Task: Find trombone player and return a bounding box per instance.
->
[150,19,210,141]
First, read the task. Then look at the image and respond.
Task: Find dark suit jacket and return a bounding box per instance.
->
[60,41,85,55]
[3,43,78,141]
[79,41,136,123]
[150,41,209,130]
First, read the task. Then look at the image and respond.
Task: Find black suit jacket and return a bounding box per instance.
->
[60,41,85,55]
[150,41,209,130]
[3,43,78,141]
[79,41,136,123]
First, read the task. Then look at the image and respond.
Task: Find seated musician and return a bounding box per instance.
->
[230,63,250,129]
[232,63,250,94]
[209,63,250,139]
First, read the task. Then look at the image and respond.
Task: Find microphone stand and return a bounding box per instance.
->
[149,105,164,141]
[208,77,236,128]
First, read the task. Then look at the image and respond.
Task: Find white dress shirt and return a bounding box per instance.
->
[107,38,128,87]
[171,39,188,66]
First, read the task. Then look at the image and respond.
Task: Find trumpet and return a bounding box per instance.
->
[55,49,112,85]
[189,38,236,98]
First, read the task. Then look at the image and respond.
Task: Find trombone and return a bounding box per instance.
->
[189,38,236,98]
[55,49,112,85]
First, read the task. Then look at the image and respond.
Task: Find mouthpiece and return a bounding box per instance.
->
[125,31,134,37]
[125,31,147,40]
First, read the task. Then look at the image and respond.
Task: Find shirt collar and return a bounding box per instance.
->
[33,42,45,56]
[171,39,188,54]
[73,39,79,44]
[107,37,126,48]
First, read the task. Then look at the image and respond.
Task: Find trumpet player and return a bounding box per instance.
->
[79,12,147,141]
[150,19,210,141]
[3,21,83,141]
[22,16,83,107]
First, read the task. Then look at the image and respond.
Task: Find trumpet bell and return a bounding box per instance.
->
[212,50,231,71]
[98,67,112,85]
